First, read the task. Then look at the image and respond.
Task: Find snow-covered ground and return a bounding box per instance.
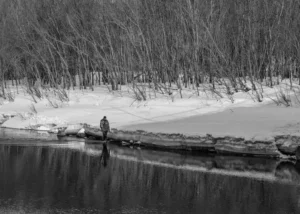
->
[0,81,298,138]
[123,104,300,139]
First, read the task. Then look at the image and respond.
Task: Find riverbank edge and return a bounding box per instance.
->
[1,122,300,160]
[60,125,300,160]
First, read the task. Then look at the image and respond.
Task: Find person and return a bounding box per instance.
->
[100,116,110,141]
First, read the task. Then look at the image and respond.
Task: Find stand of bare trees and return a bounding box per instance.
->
[0,0,300,101]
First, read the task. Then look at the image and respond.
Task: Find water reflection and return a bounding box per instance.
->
[0,143,300,214]
[100,143,110,167]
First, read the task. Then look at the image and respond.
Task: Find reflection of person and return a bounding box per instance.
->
[100,116,110,141]
[100,143,110,167]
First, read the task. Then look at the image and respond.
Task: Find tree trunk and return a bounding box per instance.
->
[0,57,5,98]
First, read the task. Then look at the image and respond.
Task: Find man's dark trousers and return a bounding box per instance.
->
[103,131,108,141]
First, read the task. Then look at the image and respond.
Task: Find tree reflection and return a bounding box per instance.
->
[0,144,299,214]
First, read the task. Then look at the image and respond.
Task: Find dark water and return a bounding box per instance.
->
[0,139,300,214]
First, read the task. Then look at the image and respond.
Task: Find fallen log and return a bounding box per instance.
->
[84,127,103,139]
[65,124,85,136]
[214,137,281,158]
[275,135,300,155]
[84,127,215,151]
[80,127,292,159]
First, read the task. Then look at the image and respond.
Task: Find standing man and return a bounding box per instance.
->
[100,116,110,141]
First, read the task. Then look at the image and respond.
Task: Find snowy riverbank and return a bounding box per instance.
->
[0,83,300,159]
[0,83,282,131]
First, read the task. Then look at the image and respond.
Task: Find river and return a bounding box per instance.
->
[0,129,300,214]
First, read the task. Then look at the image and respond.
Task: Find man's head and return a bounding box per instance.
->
[103,116,107,120]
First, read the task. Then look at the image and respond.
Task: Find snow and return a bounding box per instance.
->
[0,82,299,138]
[122,104,300,139]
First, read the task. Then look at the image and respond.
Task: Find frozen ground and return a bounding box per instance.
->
[0,82,299,138]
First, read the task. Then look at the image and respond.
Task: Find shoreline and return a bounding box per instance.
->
[2,127,300,185]
[1,104,300,161]
[1,121,300,161]
[83,127,299,160]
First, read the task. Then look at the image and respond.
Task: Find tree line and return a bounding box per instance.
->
[0,0,300,99]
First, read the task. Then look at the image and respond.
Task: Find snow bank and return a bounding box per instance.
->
[0,82,295,135]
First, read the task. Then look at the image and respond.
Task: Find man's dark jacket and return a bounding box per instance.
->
[100,119,110,132]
